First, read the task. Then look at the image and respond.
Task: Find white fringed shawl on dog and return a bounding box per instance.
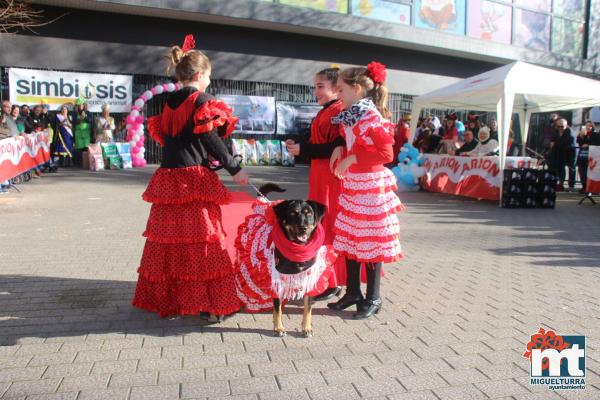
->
[234,197,336,312]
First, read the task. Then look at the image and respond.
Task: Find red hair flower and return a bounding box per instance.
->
[182,34,196,53]
[367,61,386,84]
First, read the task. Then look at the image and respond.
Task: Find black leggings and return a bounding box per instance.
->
[346,259,382,301]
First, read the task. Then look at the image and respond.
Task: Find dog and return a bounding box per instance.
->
[234,184,334,337]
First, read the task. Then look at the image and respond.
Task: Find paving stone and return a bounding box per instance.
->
[138,357,182,371]
[397,373,449,392]
[57,373,110,392]
[292,358,338,374]
[77,388,130,400]
[405,358,454,374]
[257,388,310,400]
[432,384,488,400]
[0,366,46,383]
[205,365,251,381]
[25,392,79,400]
[3,379,61,397]
[276,371,326,390]
[321,368,371,385]
[182,380,230,398]
[230,375,279,395]
[183,354,227,369]
[118,347,162,360]
[306,384,360,400]
[387,390,439,400]
[42,363,93,378]
[129,384,180,400]
[226,351,269,366]
[28,353,77,367]
[354,377,406,397]
[108,371,158,388]
[335,354,382,369]
[475,378,531,398]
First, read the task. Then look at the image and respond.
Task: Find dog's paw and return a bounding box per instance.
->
[302,329,313,338]
[273,330,287,338]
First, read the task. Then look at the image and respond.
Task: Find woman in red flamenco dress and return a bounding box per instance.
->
[285,67,345,298]
[132,37,249,318]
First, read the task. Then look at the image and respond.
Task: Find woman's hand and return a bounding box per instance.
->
[232,169,249,186]
[286,143,300,156]
[329,146,344,172]
[334,155,356,179]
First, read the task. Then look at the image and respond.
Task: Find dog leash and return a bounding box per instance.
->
[248,181,267,200]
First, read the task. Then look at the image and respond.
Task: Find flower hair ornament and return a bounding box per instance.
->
[367,61,387,85]
[182,34,196,53]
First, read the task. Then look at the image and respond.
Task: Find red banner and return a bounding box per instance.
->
[0,131,50,182]
[422,155,534,201]
[587,146,600,193]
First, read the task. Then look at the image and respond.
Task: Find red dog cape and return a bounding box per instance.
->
[233,197,337,312]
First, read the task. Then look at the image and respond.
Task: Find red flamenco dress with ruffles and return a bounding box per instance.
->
[132,88,243,317]
[299,99,345,285]
[331,98,405,264]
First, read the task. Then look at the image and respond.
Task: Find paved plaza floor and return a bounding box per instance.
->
[0,165,599,400]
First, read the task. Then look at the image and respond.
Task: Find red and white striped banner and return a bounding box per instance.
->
[422,155,534,201]
[0,131,50,182]
[587,146,600,193]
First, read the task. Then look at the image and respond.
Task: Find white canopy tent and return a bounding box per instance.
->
[410,61,600,203]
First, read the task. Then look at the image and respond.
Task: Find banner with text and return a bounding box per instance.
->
[0,131,51,181]
[422,155,534,200]
[9,68,133,112]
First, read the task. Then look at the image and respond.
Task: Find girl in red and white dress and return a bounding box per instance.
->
[327,62,404,319]
[132,37,249,319]
[285,67,345,299]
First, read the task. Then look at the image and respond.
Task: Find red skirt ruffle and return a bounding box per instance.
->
[333,169,404,264]
[132,166,241,317]
[142,165,232,205]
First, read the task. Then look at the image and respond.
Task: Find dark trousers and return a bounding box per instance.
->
[578,157,589,191]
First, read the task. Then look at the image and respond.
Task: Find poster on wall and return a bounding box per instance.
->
[414,0,466,35]
[279,0,348,13]
[466,0,512,44]
[217,95,276,135]
[514,0,551,13]
[513,9,550,51]
[552,18,584,58]
[351,0,411,25]
[276,102,321,137]
[8,68,133,112]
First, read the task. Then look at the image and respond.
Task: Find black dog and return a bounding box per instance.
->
[258,184,327,337]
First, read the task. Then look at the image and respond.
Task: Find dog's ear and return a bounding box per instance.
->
[307,201,327,224]
[272,201,293,222]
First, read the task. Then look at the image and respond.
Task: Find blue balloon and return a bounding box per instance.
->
[391,143,425,192]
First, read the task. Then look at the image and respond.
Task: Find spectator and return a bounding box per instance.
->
[489,118,498,141]
[474,126,499,156]
[55,105,74,167]
[95,103,115,143]
[20,105,30,119]
[441,113,458,140]
[389,113,411,167]
[455,129,479,156]
[576,120,600,193]
[548,118,575,191]
[73,98,92,166]
[466,113,480,138]
[2,100,20,137]
[10,105,25,134]
[25,105,51,133]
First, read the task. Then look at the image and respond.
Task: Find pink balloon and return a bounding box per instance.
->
[131,106,141,111]
[151,88,158,95]
[135,141,143,149]
[126,115,135,124]
[132,122,141,131]
[136,116,144,124]
[162,83,170,91]
[141,159,147,167]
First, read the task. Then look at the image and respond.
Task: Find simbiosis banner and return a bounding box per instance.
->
[9,68,133,112]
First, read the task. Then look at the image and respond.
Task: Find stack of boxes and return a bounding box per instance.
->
[502,168,557,209]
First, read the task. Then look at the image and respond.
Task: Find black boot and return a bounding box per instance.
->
[354,263,382,319]
[328,260,363,311]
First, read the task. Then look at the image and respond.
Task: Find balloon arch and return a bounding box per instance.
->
[125,82,182,167]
